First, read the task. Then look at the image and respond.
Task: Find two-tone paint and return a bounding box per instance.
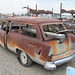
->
[0,16,75,70]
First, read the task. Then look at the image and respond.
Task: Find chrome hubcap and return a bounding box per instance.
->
[20,52,27,64]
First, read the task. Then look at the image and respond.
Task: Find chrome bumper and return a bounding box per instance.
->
[44,52,75,70]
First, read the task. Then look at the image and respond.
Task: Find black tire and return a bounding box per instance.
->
[17,50,33,67]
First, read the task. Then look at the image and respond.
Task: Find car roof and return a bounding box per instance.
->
[5,16,61,24]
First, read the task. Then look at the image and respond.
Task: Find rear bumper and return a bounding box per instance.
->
[44,52,75,70]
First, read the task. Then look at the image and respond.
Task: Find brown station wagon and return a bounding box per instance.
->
[0,16,75,70]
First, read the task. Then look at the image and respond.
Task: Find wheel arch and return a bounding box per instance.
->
[16,48,30,57]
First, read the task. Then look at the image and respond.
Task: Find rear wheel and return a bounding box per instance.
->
[18,50,33,67]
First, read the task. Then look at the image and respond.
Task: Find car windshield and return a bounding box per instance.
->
[42,24,65,33]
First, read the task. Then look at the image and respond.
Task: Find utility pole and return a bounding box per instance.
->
[52,8,53,18]
[36,4,38,17]
[60,3,62,20]
[13,12,15,17]
[27,5,29,13]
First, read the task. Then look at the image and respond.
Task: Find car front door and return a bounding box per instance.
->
[0,23,6,47]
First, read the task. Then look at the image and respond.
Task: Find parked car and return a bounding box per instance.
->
[0,16,75,70]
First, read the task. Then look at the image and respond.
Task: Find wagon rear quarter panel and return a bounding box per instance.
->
[7,32,51,62]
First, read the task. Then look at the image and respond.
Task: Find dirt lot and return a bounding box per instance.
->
[0,46,75,75]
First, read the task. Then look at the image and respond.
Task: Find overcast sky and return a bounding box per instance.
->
[0,0,75,14]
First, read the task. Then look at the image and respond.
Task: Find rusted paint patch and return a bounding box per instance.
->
[44,40,58,55]
[33,47,41,54]
[7,32,35,57]
[7,31,52,62]
[0,30,5,47]
[69,35,75,50]
[28,39,51,61]
[69,35,75,43]
[44,37,72,56]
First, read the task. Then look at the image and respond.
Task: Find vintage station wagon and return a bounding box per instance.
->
[0,16,75,70]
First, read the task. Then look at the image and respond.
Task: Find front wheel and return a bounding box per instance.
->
[17,50,33,67]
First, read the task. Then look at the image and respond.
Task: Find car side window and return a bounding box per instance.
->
[43,24,65,33]
[21,24,36,38]
[11,25,20,33]
[10,22,20,33]
[1,22,7,31]
[42,24,65,38]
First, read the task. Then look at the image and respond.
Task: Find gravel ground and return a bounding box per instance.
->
[0,46,75,75]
